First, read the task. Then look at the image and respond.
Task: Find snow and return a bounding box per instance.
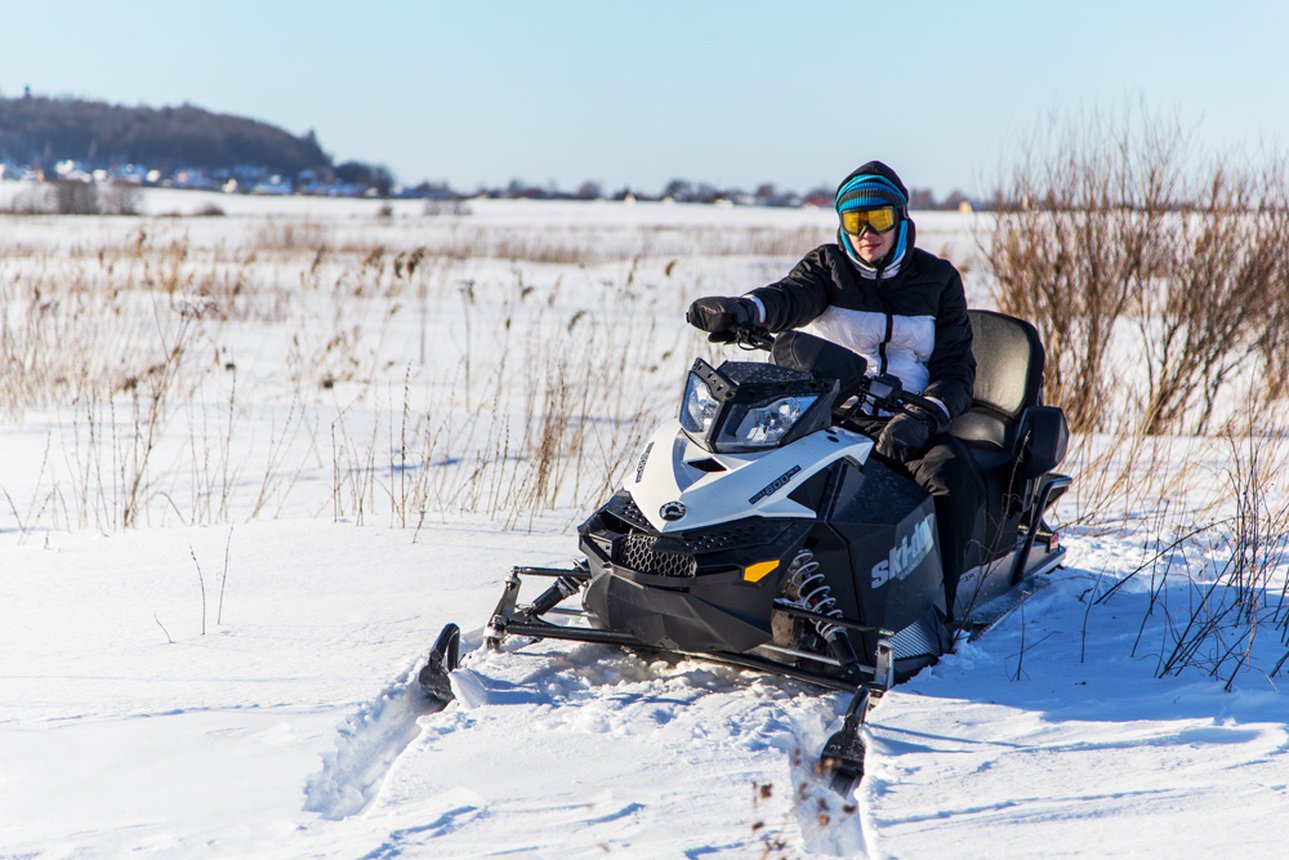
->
[1,194,1287,858]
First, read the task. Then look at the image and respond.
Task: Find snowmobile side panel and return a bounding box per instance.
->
[826,458,945,635]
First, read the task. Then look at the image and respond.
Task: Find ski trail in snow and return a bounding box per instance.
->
[302,627,880,852]
[303,657,438,821]
[772,694,878,857]
[394,636,877,855]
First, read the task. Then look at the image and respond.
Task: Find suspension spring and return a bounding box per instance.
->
[783,548,846,641]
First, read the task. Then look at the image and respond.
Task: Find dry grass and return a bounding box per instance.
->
[983,111,1289,685]
[324,223,833,265]
[982,110,1289,439]
[4,193,1285,589]
[2,206,802,533]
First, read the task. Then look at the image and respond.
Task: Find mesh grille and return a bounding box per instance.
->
[596,492,799,578]
[619,534,697,578]
[679,521,766,553]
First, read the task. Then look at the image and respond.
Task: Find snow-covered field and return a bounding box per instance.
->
[1,190,1287,858]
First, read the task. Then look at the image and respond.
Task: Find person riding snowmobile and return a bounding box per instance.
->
[686,160,983,618]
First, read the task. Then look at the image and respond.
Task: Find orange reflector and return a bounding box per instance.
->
[743,560,780,583]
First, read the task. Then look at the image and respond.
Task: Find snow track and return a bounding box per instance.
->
[303,658,440,821]
[337,634,878,856]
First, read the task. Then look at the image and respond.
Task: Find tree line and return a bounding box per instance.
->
[0,93,980,208]
[0,93,330,176]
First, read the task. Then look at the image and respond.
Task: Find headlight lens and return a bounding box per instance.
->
[680,365,824,452]
[680,373,719,434]
[717,395,818,449]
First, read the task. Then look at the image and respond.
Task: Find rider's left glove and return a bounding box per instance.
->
[686,296,760,343]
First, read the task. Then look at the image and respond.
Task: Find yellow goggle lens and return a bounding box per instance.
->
[841,206,898,235]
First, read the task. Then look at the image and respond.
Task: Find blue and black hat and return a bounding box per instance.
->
[834,160,914,276]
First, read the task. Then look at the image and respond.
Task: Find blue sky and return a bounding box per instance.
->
[2,0,1286,197]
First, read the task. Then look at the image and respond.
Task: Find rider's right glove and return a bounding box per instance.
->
[876,404,946,463]
[685,296,760,343]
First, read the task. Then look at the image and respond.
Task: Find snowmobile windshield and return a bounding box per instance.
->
[679,360,835,454]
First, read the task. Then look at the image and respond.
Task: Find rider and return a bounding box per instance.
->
[685,160,982,620]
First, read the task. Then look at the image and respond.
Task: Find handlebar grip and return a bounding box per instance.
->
[731,326,774,350]
[899,389,941,415]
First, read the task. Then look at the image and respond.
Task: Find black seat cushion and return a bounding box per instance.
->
[950,310,1045,465]
[949,408,1015,471]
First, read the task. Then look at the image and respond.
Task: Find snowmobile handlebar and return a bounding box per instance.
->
[725,325,942,421]
[857,377,945,422]
[727,325,775,351]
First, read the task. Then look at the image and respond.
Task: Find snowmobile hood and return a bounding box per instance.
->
[625,419,872,532]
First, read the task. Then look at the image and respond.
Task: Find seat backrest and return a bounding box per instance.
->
[966,309,1045,417]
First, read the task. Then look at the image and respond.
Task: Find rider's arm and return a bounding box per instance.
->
[744,246,834,331]
[922,267,976,420]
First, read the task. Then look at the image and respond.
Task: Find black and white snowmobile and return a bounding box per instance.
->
[420,309,1071,793]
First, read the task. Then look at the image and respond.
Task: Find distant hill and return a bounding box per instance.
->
[0,94,331,176]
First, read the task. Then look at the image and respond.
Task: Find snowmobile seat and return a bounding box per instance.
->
[950,309,1064,476]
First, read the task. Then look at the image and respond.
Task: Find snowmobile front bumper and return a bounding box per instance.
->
[575,497,817,655]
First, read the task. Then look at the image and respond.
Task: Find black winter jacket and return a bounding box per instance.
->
[748,243,976,419]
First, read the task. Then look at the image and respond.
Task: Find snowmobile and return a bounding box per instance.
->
[419,309,1071,793]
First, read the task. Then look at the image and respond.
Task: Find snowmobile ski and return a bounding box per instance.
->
[819,686,873,795]
[417,623,460,705]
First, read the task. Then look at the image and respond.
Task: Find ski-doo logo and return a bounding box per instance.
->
[634,442,654,483]
[660,501,687,521]
[871,516,935,588]
[748,465,802,505]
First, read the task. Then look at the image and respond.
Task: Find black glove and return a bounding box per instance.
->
[686,296,759,343]
[876,405,947,462]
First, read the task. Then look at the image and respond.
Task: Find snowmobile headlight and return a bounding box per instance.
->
[716,394,819,450]
[678,359,835,453]
[680,372,720,435]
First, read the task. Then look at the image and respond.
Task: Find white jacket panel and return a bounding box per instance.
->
[801,307,936,395]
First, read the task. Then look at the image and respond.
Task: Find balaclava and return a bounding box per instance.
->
[834,160,915,279]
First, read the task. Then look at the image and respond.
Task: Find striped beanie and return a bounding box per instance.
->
[834,160,913,279]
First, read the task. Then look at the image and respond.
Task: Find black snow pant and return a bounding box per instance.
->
[901,434,985,620]
[856,418,985,620]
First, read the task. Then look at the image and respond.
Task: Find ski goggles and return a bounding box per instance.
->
[840,206,899,235]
